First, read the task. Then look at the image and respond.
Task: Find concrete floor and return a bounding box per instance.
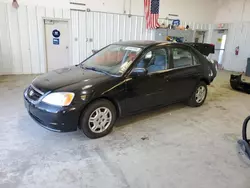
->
[1,71,250,188]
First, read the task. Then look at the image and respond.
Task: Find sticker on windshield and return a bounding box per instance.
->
[119,61,133,73]
[124,47,141,52]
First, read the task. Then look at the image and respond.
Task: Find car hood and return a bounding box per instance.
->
[32,66,110,92]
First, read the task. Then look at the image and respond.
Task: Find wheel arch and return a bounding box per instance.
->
[77,97,121,128]
[200,77,210,85]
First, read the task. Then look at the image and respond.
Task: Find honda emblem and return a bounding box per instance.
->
[29,90,34,96]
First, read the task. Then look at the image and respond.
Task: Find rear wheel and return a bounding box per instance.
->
[188,81,207,107]
[80,99,117,139]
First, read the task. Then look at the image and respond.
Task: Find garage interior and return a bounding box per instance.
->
[1,0,250,188]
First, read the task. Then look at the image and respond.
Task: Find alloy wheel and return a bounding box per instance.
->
[195,86,206,103]
[88,107,112,133]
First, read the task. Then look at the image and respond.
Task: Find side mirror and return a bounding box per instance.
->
[130,68,147,77]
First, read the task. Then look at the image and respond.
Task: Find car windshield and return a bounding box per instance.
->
[81,44,142,76]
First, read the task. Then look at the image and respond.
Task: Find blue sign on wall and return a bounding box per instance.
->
[52,29,61,38]
[172,19,180,26]
[53,38,60,45]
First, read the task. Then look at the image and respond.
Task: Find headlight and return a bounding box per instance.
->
[42,92,75,106]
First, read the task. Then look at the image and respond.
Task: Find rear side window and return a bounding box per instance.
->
[193,54,199,65]
[172,48,197,68]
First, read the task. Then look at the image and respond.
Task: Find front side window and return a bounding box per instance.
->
[136,48,168,73]
[81,45,142,76]
[172,48,194,68]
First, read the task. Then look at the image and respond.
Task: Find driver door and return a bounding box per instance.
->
[124,47,170,113]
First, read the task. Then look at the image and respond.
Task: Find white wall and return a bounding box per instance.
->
[160,0,218,23]
[0,0,219,23]
[0,0,218,75]
[0,2,155,75]
[0,0,69,8]
[215,0,250,23]
[221,23,250,72]
[214,0,250,72]
[71,10,156,66]
[0,3,71,74]
[79,0,218,23]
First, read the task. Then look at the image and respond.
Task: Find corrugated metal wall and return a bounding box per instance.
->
[0,2,214,75]
[70,10,155,65]
[0,3,70,75]
[158,18,211,31]
[67,10,213,66]
[222,23,250,72]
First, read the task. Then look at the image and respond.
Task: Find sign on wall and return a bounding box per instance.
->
[53,38,60,45]
[52,29,60,45]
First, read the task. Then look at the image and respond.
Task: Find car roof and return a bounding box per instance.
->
[113,40,162,48]
[113,40,202,50]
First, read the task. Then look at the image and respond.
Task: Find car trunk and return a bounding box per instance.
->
[185,43,215,56]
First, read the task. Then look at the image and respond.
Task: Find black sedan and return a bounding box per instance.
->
[24,41,217,138]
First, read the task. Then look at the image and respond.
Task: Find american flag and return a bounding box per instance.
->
[144,0,160,29]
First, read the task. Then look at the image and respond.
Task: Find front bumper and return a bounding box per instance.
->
[230,74,250,94]
[24,91,81,132]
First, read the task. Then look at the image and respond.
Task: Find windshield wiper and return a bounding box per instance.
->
[82,66,110,75]
[83,66,99,72]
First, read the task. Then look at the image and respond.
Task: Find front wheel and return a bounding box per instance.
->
[187,81,207,107]
[80,99,117,139]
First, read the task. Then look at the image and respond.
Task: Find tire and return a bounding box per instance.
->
[187,81,207,107]
[80,99,117,139]
[242,116,250,142]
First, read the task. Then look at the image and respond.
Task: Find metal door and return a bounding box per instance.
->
[45,19,70,72]
[211,29,228,65]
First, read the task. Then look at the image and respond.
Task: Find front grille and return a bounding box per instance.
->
[27,86,43,101]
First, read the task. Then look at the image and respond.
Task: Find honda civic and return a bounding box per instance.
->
[24,41,217,138]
